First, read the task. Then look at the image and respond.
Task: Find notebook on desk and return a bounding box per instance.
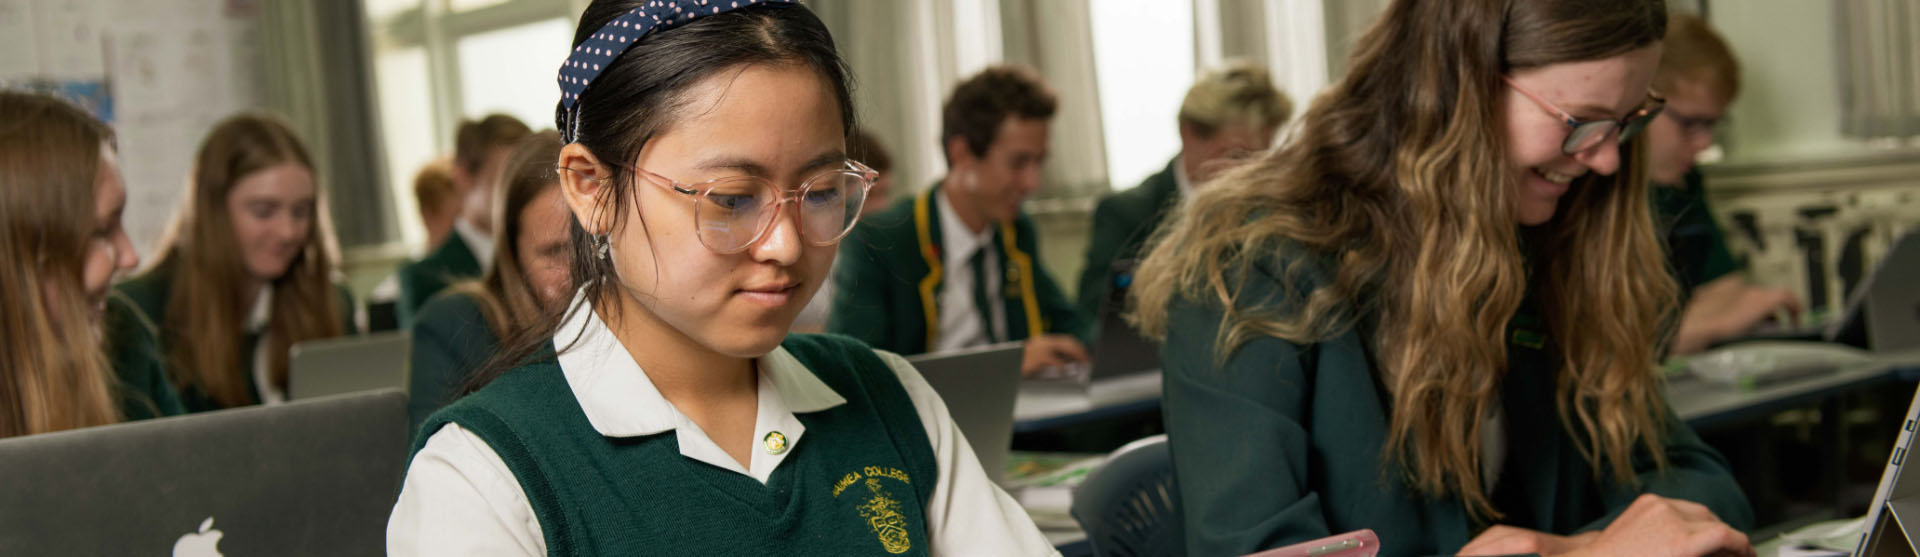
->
[0,390,409,556]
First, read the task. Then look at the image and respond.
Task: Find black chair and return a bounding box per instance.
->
[1070,434,1183,556]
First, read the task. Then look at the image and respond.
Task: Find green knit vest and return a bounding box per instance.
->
[414,334,939,556]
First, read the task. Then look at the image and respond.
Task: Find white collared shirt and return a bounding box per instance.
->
[932,187,1007,353]
[246,287,284,405]
[387,291,1058,556]
[452,218,495,271]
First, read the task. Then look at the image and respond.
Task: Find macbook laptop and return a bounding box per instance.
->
[908,342,1024,485]
[0,389,410,556]
[288,331,412,400]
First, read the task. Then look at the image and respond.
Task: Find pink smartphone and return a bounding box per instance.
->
[1242,529,1381,557]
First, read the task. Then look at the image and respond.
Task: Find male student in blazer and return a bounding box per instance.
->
[394,114,531,326]
[830,65,1089,377]
[1076,61,1292,329]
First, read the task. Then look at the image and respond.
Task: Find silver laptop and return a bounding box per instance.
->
[1859,383,1920,556]
[288,331,412,400]
[908,342,1024,485]
[0,389,409,556]
[1828,230,1920,353]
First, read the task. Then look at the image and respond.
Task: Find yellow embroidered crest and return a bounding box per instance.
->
[857,478,912,554]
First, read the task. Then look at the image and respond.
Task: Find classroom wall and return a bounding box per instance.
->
[1711,0,1891,164]
[0,0,265,261]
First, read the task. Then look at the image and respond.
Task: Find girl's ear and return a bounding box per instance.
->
[557,143,612,235]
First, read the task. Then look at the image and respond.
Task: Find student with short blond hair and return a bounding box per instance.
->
[1078,60,1292,323]
[1646,11,1800,354]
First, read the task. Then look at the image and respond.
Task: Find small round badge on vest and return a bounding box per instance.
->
[762,431,788,455]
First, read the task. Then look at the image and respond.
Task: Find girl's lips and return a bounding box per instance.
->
[735,283,799,307]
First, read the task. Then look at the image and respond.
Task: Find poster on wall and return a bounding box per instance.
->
[0,78,113,123]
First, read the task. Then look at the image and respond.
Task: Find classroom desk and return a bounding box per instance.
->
[1018,351,1920,554]
[1009,351,1920,435]
[1671,349,1920,429]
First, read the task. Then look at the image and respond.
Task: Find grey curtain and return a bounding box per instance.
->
[810,0,941,191]
[1210,0,1272,66]
[1836,0,1920,139]
[258,0,394,248]
[1319,0,1388,81]
[1000,0,1108,199]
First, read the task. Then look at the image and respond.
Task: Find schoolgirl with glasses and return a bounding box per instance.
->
[386,2,1055,555]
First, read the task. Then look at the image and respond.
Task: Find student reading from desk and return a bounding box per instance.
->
[1130,1,1755,556]
[407,131,573,435]
[1645,12,1800,355]
[113,112,357,413]
[0,91,183,436]
[386,1,1055,554]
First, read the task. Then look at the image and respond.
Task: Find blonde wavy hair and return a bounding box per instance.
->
[1130,0,1676,518]
[147,113,345,408]
[0,92,124,436]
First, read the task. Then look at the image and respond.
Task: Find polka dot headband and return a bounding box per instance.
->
[556,0,797,142]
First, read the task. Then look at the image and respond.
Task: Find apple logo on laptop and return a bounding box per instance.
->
[172,516,224,557]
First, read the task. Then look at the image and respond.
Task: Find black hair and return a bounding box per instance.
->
[461,0,856,393]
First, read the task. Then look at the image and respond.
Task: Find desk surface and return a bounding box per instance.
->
[1014,351,1920,554]
[1672,349,1920,430]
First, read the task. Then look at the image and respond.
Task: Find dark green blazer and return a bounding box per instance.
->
[1654,169,1741,303]
[1161,250,1752,557]
[828,182,1089,356]
[407,291,500,438]
[1077,157,1182,325]
[396,233,483,328]
[112,264,360,412]
[102,293,187,421]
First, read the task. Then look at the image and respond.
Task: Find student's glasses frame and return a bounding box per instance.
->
[1503,76,1665,155]
[569,160,879,254]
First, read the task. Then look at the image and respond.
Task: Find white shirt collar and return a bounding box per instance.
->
[550,288,847,481]
[245,286,273,332]
[935,182,995,267]
[1173,155,1196,199]
[453,218,495,270]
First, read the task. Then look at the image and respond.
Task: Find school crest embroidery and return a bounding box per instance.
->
[857,478,911,554]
